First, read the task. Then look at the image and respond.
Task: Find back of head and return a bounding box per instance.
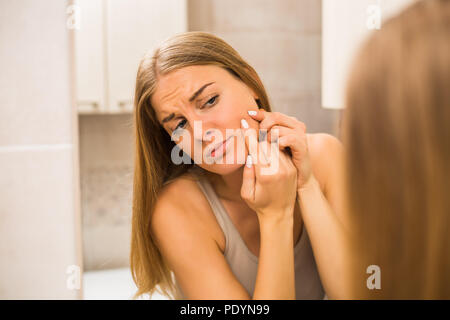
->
[342,0,450,299]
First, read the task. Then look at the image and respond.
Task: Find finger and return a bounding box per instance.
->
[241,119,272,180]
[259,141,294,177]
[259,126,293,169]
[278,134,305,158]
[258,139,271,166]
[240,155,255,201]
[257,127,281,165]
[240,118,259,166]
[259,112,304,131]
[247,109,265,121]
[266,125,293,143]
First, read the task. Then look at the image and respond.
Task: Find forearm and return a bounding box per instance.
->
[297,176,350,299]
[252,214,295,300]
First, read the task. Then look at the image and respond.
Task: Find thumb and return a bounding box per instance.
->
[240,155,255,202]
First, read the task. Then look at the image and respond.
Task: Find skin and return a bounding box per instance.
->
[150,65,347,299]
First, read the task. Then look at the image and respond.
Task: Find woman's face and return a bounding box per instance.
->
[151,65,260,175]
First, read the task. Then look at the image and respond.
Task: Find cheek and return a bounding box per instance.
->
[176,132,195,158]
[215,102,247,130]
[179,138,193,156]
[219,113,240,131]
[175,130,210,161]
[224,92,258,125]
[169,129,194,159]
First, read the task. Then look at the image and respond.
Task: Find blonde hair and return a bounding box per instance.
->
[130,32,272,299]
[342,0,450,299]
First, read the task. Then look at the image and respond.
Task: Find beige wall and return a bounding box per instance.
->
[0,0,82,298]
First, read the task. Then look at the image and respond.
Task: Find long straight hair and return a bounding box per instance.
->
[342,0,450,299]
[130,32,272,299]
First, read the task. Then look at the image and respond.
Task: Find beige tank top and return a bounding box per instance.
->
[172,174,325,300]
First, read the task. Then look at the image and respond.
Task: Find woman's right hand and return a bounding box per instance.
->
[239,118,298,222]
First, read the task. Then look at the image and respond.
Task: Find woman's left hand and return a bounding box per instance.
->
[248,109,313,191]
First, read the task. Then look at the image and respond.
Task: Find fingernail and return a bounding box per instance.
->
[247,110,257,116]
[241,119,249,129]
[246,155,253,168]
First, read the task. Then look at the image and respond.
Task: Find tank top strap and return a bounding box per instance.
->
[195,177,233,235]
[195,176,260,258]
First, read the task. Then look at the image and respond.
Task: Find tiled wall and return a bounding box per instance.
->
[79,114,134,270]
[0,0,82,298]
[80,0,342,271]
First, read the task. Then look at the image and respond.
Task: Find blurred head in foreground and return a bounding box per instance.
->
[342,0,450,299]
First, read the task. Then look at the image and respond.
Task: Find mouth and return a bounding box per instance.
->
[208,136,233,159]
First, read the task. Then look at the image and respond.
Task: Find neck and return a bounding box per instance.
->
[207,166,245,202]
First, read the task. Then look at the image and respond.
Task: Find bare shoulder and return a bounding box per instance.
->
[306,133,343,154]
[306,133,344,192]
[151,171,225,252]
[155,172,203,213]
[150,172,249,298]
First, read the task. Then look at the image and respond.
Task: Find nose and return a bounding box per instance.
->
[204,129,214,139]
[193,126,219,142]
[189,115,219,142]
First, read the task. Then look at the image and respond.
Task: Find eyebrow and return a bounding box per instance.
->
[161,82,215,124]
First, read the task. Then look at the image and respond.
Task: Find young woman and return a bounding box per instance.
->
[130,31,344,299]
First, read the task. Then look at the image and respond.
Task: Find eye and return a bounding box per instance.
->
[202,95,219,109]
[174,119,187,132]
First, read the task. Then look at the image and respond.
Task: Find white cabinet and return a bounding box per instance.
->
[73,0,105,113]
[321,0,415,109]
[73,0,187,114]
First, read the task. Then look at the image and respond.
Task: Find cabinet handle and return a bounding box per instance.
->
[118,100,132,108]
[78,101,99,108]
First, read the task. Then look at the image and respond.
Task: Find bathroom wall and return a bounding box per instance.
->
[80,0,341,271]
[0,0,82,298]
[79,114,134,270]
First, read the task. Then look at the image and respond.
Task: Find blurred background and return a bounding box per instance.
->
[0,0,413,299]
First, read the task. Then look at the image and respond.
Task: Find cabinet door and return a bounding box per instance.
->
[321,0,414,109]
[74,0,106,113]
[107,0,187,113]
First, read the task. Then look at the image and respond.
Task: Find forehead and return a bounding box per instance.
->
[151,65,231,118]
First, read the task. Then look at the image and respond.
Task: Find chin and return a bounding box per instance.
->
[199,162,245,176]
